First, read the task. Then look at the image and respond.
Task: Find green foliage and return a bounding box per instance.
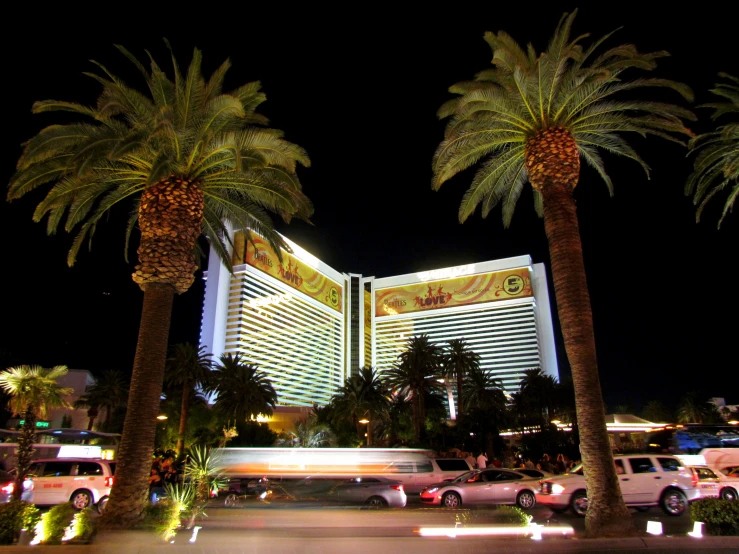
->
[276,414,336,447]
[183,446,226,528]
[72,508,97,543]
[691,498,739,535]
[0,502,40,545]
[433,9,694,226]
[74,370,128,432]
[229,420,277,447]
[687,73,739,228]
[142,499,182,541]
[493,506,532,527]
[210,354,277,423]
[42,503,76,544]
[452,505,530,527]
[7,43,313,269]
[331,367,391,445]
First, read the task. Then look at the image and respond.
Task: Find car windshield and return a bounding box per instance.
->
[452,470,479,483]
[568,463,584,475]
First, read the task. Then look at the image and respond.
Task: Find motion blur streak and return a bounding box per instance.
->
[417,525,574,538]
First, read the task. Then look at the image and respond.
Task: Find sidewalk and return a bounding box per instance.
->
[1,531,738,553]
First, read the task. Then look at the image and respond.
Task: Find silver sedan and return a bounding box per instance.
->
[330,477,407,508]
[420,469,538,509]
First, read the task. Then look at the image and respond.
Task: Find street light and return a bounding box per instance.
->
[156,415,168,420]
[358,418,369,424]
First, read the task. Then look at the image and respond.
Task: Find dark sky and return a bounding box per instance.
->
[1,4,736,412]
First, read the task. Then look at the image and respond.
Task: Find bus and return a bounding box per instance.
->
[213,448,473,493]
[645,424,739,469]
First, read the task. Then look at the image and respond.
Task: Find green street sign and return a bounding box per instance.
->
[18,420,50,428]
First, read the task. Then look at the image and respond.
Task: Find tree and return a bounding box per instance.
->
[0,365,71,500]
[277,413,335,447]
[431,11,693,536]
[73,394,100,431]
[441,339,480,420]
[462,366,508,457]
[331,367,390,446]
[75,370,129,432]
[519,368,559,432]
[676,393,720,424]
[687,73,739,227]
[210,354,277,423]
[7,45,312,527]
[383,335,443,441]
[165,344,214,454]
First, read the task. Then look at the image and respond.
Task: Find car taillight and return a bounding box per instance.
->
[1,483,13,494]
[691,472,698,489]
[105,476,114,487]
[390,485,404,492]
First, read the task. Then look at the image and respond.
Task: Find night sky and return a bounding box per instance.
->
[1,4,737,413]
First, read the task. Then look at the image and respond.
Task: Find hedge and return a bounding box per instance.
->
[690,498,739,536]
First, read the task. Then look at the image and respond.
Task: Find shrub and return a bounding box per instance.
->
[41,503,76,544]
[72,508,97,543]
[0,502,41,545]
[691,498,739,536]
[142,499,182,541]
[492,506,532,527]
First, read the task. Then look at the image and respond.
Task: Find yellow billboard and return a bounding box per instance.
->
[234,232,343,313]
[375,268,531,317]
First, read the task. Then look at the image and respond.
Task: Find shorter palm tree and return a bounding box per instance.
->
[687,73,739,228]
[383,335,443,441]
[441,339,480,420]
[166,344,214,453]
[0,365,71,500]
[463,366,508,458]
[209,354,277,422]
[332,367,390,446]
[278,414,335,447]
[81,370,129,431]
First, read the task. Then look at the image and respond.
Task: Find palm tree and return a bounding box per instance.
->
[165,344,214,454]
[76,370,129,432]
[687,73,739,227]
[519,368,559,432]
[0,365,71,500]
[210,354,277,423]
[73,393,101,431]
[332,367,390,446]
[463,366,508,457]
[383,335,443,441]
[7,45,312,527]
[431,11,693,536]
[641,400,671,423]
[441,339,480,420]
[278,414,335,447]
[676,394,714,424]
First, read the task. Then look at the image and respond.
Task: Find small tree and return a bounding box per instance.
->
[0,365,71,500]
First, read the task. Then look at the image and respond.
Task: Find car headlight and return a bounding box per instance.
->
[425,487,439,494]
[551,483,566,494]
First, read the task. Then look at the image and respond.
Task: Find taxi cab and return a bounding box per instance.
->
[23,458,115,513]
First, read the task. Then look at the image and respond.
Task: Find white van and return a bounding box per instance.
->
[386,458,473,493]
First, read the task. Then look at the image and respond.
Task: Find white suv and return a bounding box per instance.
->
[536,454,699,516]
[23,458,115,513]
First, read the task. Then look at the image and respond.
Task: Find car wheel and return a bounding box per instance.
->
[516,490,536,510]
[720,487,737,501]
[366,496,388,508]
[97,496,109,514]
[224,493,239,507]
[442,492,461,508]
[570,490,588,517]
[70,489,93,510]
[660,489,687,516]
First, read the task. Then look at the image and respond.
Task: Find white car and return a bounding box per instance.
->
[330,477,407,508]
[536,454,699,516]
[689,466,739,501]
[420,468,539,509]
[23,458,115,513]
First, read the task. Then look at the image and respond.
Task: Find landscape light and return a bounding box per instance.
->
[359,419,370,424]
[156,415,168,420]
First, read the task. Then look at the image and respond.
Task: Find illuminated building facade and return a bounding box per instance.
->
[200,231,558,410]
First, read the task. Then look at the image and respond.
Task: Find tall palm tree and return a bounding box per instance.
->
[676,393,713,424]
[332,367,390,446]
[383,335,443,441]
[7,45,312,526]
[0,365,71,500]
[519,368,559,432]
[88,370,129,431]
[210,354,277,423]
[165,344,213,454]
[441,339,480,420]
[73,392,101,431]
[463,366,508,457]
[686,73,739,227]
[432,11,693,537]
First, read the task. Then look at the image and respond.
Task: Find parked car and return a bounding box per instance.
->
[23,458,115,513]
[536,454,699,517]
[688,466,738,501]
[0,470,14,503]
[330,477,406,508]
[385,458,473,494]
[515,468,554,480]
[420,468,539,509]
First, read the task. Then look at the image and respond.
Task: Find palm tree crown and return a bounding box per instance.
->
[0,365,72,419]
[331,367,390,446]
[210,353,277,422]
[433,10,694,226]
[687,73,739,227]
[441,339,480,418]
[8,43,313,291]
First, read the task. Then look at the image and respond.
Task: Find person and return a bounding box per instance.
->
[615,460,625,474]
[555,453,566,474]
[525,458,535,470]
[539,453,554,473]
[465,452,477,469]
[492,457,502,468]
[476,452,488,469]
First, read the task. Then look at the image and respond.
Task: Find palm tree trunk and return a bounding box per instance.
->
[13,410,37,502]
[541,182,636,537]
[457,372,464,420]
[99,282,174,528]
[177,381,191,454]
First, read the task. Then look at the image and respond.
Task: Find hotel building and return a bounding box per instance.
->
[200,231,558,413]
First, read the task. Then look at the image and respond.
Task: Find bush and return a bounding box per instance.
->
[42,503,76,544]
[72,508,97,543]
[0,502,41,545]
[691,498,739,536]
[142,499,182,541]
[451,505,531,527]
[492,506,532,526]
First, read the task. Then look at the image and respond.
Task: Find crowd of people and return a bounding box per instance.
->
[455,449,579,474]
